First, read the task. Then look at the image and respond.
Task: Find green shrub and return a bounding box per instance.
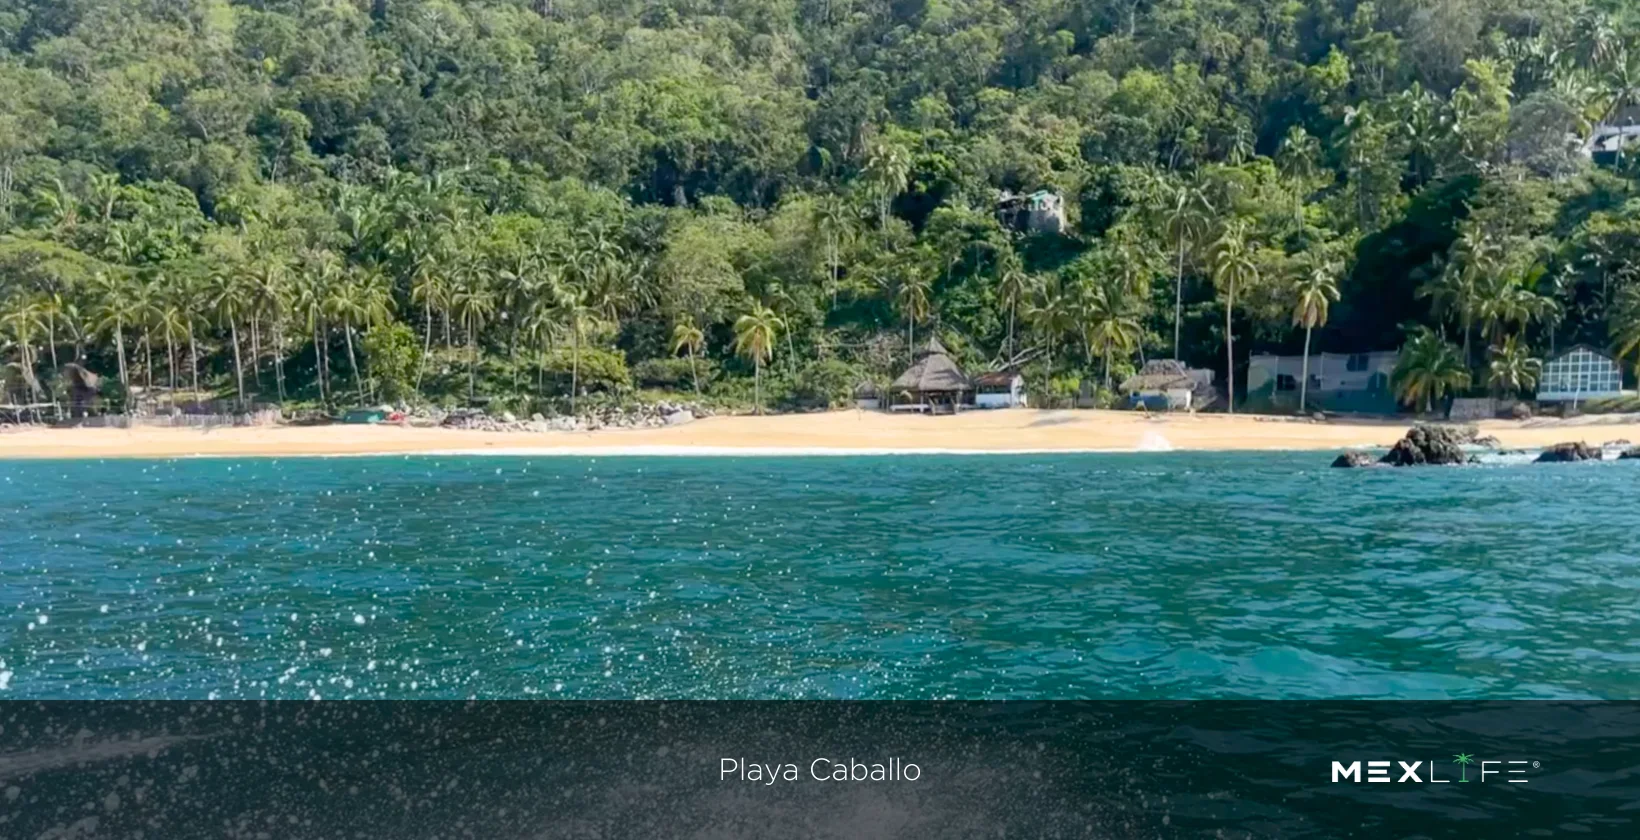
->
[534,346,631,395]
[361,323,421,403]
[631,356,716,390]
[783,358,864,409]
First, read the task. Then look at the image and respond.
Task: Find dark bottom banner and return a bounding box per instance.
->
[0,702,1636,838]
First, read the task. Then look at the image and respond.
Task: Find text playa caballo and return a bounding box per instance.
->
[720,757,922,784]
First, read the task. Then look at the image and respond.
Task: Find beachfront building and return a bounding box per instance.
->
[890,337,971,412]
[973,371,1027,408]
[1537,345,1628,402]
[853,381,881,410]
[1245,351,1398,414]
[1119,360,1212,410]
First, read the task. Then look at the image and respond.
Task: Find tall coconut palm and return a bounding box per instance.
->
[1078,279,1143,392]
[1022,275,1076,387]
[996,252,1030,361]
[734,304,783,414]
[1393,328,1471,413]
[448,272,496,404]
[886,270,932,360]
[813,194,856,297]
[208,267,251,407]
[89,271,132,390]
[1163,182,1211,359]
[554,281,597,413]
[0,296,44,400]
[1486,335,1542,398]
[862,142,910,229]
[1210,220,1260,414]
[672,319,705,395]
[1291,255,1342,414]
[1419,229,1497,368]
[327,268,395,403]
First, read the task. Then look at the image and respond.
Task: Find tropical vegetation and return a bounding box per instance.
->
[0,0,1638,417]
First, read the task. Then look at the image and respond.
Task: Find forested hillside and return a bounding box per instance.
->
[0,0,1638,414]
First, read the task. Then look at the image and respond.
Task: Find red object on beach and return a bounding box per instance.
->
[388,411,406,423]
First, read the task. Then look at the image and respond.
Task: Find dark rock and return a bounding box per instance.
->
[1535,442,1597,463]
[1620,447,1640,460]
[1510,402,1533,419]
[1311,411,1327,422]
[1331,451,1377,468]
[1378,423,1478,466]
[1472,435,1502,448]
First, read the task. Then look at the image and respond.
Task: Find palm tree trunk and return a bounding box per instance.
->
[689,346,700,394]
[231,320,245,408]
[1225,280,1235,415]
[251,312,263,391]
[1299,326,1312,414]
[467,319,477,404]
[46,319,57,371]
[754,358,762,414]
[114,321,128,389]
[414,301,433,391]
[1103,347,1112,392]
[143,332,153,390]
[165,330,176,393]
[570,322,580,414]
[314,320,328,404]
[345,326,364,404]
[1007,303,1016,361]
[273,322,286,403]
[1174,241,1186,359]
[187,324,199,395]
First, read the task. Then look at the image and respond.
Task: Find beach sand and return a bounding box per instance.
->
[3,409,1640,459]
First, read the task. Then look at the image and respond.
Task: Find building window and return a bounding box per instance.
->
[1276,374,1297,392]
[1346,354,1369,372]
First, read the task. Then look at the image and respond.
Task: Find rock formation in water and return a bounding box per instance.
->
[1375,423,1478,467]
[1329,452,1378,468]
[1620,446,1640,460]
[1535,442,1597,463]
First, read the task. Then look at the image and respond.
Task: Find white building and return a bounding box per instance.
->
[1537,345,1628,402]
[1246,351,1398,414]
[973,371,1027,408]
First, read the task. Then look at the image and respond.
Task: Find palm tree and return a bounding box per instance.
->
[1610,284,1640,390]
[1078,279,1143,392]
[672,319,706,395]
[0,296,44,400]
[554,281,597,413]
[327,268,395,403]
[1210,220,1259,414]
[995,253,1030,361]
[862,142,910,228]
[1022,276,1076,389]
[1420,230,1496,368]
[89,271,132,390]
[448,273,496,404]
[733,304,783,414]
[1291,255,1342,414]
[1163,182,1211,359]
[813,194,856,296]
[407,231,449,391]
[1393,328,1471,413]
[1486,335,1542,398]
[208,267,251,406]
[886,270,932,360]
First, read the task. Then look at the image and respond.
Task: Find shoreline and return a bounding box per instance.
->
[4,409,1640,460]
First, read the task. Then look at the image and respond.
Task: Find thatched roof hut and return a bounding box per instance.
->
[1119,360,1196,394]
[891,337,970,396]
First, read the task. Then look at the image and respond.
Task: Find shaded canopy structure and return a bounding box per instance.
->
[1119,359,1197,394]
[891,337,971,408]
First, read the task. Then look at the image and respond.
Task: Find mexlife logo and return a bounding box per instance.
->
[1331,753,1538,784]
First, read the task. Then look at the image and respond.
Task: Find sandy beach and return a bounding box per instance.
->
[3,409,1639,459]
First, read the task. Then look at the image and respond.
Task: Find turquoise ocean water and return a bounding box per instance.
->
[1,453,1635,699]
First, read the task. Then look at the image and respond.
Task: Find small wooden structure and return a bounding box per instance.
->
[973,370,1027,408]
[890,337,971,413]
[1120,360,1212,411]
[997,189,1066,235]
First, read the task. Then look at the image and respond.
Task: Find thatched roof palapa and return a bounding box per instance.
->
[891,336,970,394]
[1119,359,1196,393]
